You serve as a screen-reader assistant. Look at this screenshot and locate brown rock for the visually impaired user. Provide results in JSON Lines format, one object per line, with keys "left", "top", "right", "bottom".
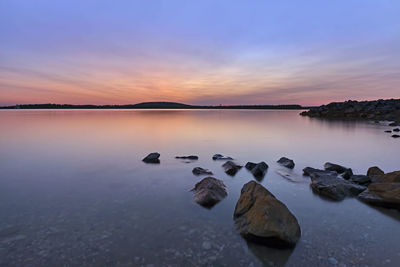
{"left": 358, "top": 183, "right": 400, "bottom": 210}
{"left": 379, "top": 171, "right": 400, "bottom": 183}
{"left": 233, "top": 181, "right": 301, "bottom": 248}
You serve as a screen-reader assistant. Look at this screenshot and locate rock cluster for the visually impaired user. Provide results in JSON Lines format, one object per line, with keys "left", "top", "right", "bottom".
{"left": 300, "top": 99, "right": 400, "bottom": 122}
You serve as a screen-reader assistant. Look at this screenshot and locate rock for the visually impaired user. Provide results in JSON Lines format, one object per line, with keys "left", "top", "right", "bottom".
{"left": 192, "top": 167, "right": 213, "bottom": 176}
{"left": 358, "top": 183, "right": 400, "bottom": 210}
{"left": 379, "top": 171, "right": 400, "bottom": 183}
{"left": 245, "top": 162, "right": 268, "bottom": 178}
{"left": 212, "top": 154, "right": 233, "bottom": 160}
{"left": 324, "top": 162, "right": 350, "bottom": 174}
{"left": 303, "top": 167, "right": 336, "bottom": 176}
{"left": 391, "top": 134, "right": 400, "bottom": 138}
{"left": 328, "top": 257, "right": 338, "bottom": 265}
{"left": 384, "top": 130, "right": 392, "bottom": 133}
{"left": 310, "top": 173, "right": 367, "bottom": 201}
{"left": 393, "top": 128, "right": 400, "bottom": 132}
{"left": 340, "top": 168, "right": 354, "bottom": 179}
{"left": 367, "top": 166, "right": 384, "bottom": 178}
{"left": 349, "top": 175, "right": 371, "bottom": 185}
{"left": 277, "top": 157, "right": 295, "bottom": 169}
{"left": 245, "top": 162, "right": 257, "bottom": 170}
{"left": 142, "top": 152, "right": 160, "bottom": 163}
{"left": 176, "top": 155, "right": 198, "bottom": 160}
{"left": 233, "top": 181, "right": 301, "bottom": 248}
{"left": 191, "top": 177, "right": 227, "bottom": 208}
{"left": 222, "top": 161, "right": 242, "bottom": 176}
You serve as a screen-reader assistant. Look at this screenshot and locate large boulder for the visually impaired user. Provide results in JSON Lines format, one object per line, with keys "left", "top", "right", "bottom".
{"left": 192, "top": 167, "right": 213, "bottom": 176}
{"left": 245, "top": 161, "right": 268, "bottom": 179}
{"left": 212, "top": 154, "right": 233, "bottom": 160}
{"left": 358, "top": 183, "right": 400, "bottom": 210}
{"left": 277, "top": 157, "right": 295, "bottom": 169}
{"left": 367, "top": 166, "right": 384, "bottom": 178}
{"left": 191, "top": 177, "right": 227, "bottom": 208}
{"left": 233, "top": 181, "right": 301, "bottom": 248}
{"left": 142, "top": 152, "right": 160, "bottom": 163}
{"left": 222, "top": 161, "right": 242, "bottom": 176}
{"left": 310, "top": 173, "right": 366, "bottom": 201}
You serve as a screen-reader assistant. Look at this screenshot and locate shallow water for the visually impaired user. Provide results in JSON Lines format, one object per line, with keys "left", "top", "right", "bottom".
{"left": 0, "top": 109, "right": 399, "bottom": 267}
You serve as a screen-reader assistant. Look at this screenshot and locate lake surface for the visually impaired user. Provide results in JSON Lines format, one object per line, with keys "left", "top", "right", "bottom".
{"left": 0, "top": 109, "right": 399, "bottom": 267}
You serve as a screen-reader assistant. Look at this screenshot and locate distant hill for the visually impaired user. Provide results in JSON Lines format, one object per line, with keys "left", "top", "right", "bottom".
{"left": 0, "top": 102, "right": 304, "bottom": 110}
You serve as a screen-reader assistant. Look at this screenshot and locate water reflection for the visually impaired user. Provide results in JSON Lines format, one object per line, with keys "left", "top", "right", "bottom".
{"left": 0, "top": 109, "right": 399, "bottom": 266}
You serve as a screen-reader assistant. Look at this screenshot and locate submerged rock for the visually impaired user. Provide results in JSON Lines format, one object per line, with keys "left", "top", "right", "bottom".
{"left": 349, "top": 175, "right": 371, "bottom": 186}
{"left": 324, "top": 162, "right": 350, "bottom": 174}
{"left": 212, "top": 154, "right": 233, "bottom": 160}
{"left": 277, "top": 157, "right": 295, "bottom": 169}
{"left": 233, "top": 181, "right": 301, "bottom": 248}
{"left": 192, "top": 167, "right": 213, "bottom": 176}
{"left": 245, "top": 161, "right": 268, "bottom": 179}
{"left": 393, "top": 128, "right": 400, "bottom": 132}
{"left": 276, "top": 169, "right": 305, "bottom": 183}
{"left": 176, "top": 155, "right": 199, "bottom": 160}
{"left": 142, "top": 152, "right": 160, "bottom": 163}
{"left": 391, "top": 134, "right": 400, "bottom": 138}
{"left": 310, "top": 173, "right": 366, "bottom": 201}
{"left": 191, "top": 177, "right": 227, "bottom": 208}
{"left": 358, "top": 183, "right": 400, "bottom": 210}
{"left": 222, "top": 161, "right": 242, "bottom": 176}
{"left": 384, "top": 130, "right": 392, "bottom": 133}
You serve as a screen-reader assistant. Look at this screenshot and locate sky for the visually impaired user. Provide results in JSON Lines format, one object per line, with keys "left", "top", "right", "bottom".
{"left": 0, "top": 0, "right": 399, "bottom": 106}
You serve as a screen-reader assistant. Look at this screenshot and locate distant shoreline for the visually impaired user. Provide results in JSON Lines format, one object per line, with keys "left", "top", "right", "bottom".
{"left": 0, "top": 102, "right": 308, "bottom": 110}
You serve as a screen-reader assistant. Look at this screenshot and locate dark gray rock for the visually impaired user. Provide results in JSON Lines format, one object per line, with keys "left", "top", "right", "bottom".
{"left": 358, "top": 183, "right": 400, "bottom": 210}
{"left": 324, "top": 162, "right": 350, "bottom": 174}
{"left": 176, "top": 155, "right": 198, "bottom": 160}
{"left": 222, "top": 161, "right": 242, "bottom": 176}
{"left": 310, "top": 172, "right": 367, "bottom": 201}
{"left": 277, "top": 157, "right": 295, "bottom": 169}
{"left": 212, "top": 154, "right": 233, "bottom": 160}
{"left": 192, "top": 167, "right": 213, "bottom": 176}
{"left": 303, "top": 167, "right": 336, "bottom": 176}
{"left": 384, "top": 130, "right": 392, "bottom": 133}
{"left": 191, "top": 177, "right": 227, "bottom": 208}
{"left": 245, "top": 161, "right": 268, "bottom": 179}
{"left": 349, "top": 175, "right": 371, "bottom": 186}
{"left": 393, "top": 128, "right": 400, "bottom": 132}
{"left": 340, "top": 168, "right": 354, "bottom": 179}
{"left": 234, "top": 181, "right": 301, "bottom": 248}
{"left": 142, "top": 152, "right": 160, "bottom": 163}
{"left": 392, "top": 134, "right": 400, "bottom": 138}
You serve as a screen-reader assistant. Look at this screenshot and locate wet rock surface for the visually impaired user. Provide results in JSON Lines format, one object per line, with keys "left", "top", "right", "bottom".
{"left": 245, "top": 162, "right": 268, "bottom": 179}
{"left": 310, "top": 173, "right": 367, "bottom": 201}
{"left": 358, "top": 183, "right": 400, "bottom": 210}
{"left": 349, "top": 175, "right": 371, "bottom": 186}
{"left": 212, "top": 154, "right": 233, "bottom": 160}
{"left": 277, "top": 157, "right": 295, "bottom": 169}
{"left": 379, "top": 171, "right": 400, "bottom": 183}
{"left": 191, "top": 177, "right": 227, "bottom": 208}
{"left": 303, "top": 167, "right": 336, "bottom": 177}
{"left": 192, "top": 167, "right": 213, "bottom": 176}
{"left": 233, "top": 181, "right": 301, "bottom": 248}
{"left": 222, "top": 161, "right": 242, "bottom": 176}
{"left": 142, "top": 152, "right": 160, "bottom": 163}
{"left": 324, "top": 162, "right": 351, "bottom": 174}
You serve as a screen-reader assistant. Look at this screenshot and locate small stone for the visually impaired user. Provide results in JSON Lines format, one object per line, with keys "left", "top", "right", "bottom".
{"left": 202, "top": 241, "right": 211, "bottom": 250}
{"left": 328, "top": 257, "right": 338, "bottom": 265}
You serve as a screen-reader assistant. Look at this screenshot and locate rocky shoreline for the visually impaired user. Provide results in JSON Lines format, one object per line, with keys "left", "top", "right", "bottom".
{"left": 300, "top": 99, "right": 400, "bottom": 124}
{"left": 142, "top": 152, "right": 400, "bottom": 250}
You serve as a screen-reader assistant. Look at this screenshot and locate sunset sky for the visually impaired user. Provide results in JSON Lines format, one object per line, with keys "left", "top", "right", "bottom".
{"left": 1, "top": 0, "right": 399, "bottom": 106}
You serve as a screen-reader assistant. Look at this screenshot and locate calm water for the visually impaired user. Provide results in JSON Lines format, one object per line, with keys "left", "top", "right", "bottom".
{"left": 0, "top": 109, "right": 399, "bottom": 267}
